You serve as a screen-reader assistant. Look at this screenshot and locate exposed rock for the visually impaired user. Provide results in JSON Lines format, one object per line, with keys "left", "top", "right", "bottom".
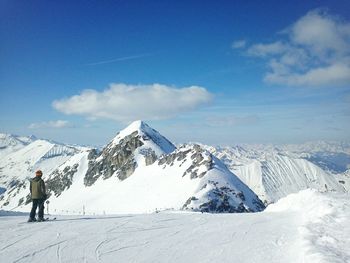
{"left": 18, "top": 197, "right": 24, "bottom": 206}
{"left": 25, "top": 194, "right": 31, "bottom": 205}
{"left": 182, "top": 196, "right": 198, "bottom": 210}
{"left": 46, "top": 164, "right": 79, "bottom": 197}
{"left": 88, "top": 149, "right": 98, "bottom": 160}
{"left": 0, "top": 180, "right": 27, "bottom": 208}
{"left": 157, "top": 145, "right": 214, "bottom": 179}
{"left": 158, "top": 153, "right": 177, "bottom": 166}
{"left": 183, "top": 180, "right": 265, "bottom": 213}
{"left": 141, "top": 148, "right": 158, "bottom": 166}
{"left": 182, "top": 145, "right": 213, "bottom": 178}
{"left": 85, "top": 131, "right": 145, "bottom": 186}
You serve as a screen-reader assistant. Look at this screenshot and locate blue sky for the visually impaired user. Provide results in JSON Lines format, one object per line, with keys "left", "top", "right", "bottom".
{"left": 1, "top": 0, "right": 350, "bottom": 146}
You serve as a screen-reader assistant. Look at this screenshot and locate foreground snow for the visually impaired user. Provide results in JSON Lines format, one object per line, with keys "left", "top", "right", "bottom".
{"left": 0, "top": 190, "right": 349, "bottom": 263}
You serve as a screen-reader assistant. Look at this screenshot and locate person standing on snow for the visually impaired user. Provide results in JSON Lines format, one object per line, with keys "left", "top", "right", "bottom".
{"left": 28, "top": 170, "right": 47, "bottom": 222}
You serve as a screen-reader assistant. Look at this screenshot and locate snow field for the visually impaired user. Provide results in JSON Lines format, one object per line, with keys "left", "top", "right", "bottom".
{"left": 0, "top": 212, "right": 301, "bottom": 263}
{"left": 0, "top": 190, "right": 348, "bottom": 263}
{"left": 266, "top": 189, "right": 350, "bottom": 263}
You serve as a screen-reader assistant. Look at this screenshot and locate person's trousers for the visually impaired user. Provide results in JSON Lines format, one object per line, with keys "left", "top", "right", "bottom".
{"left": 30, "top": 199, "right": 45, "bottom": 219}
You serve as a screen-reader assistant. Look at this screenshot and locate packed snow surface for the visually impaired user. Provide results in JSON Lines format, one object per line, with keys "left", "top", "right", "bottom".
{"left": 0, "top": 190, "right": 348, "bottom": 263}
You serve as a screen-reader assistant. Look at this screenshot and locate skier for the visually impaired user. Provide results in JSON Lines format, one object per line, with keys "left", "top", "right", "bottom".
{"left": 28, "top": 170, "right": 47, "bottom": 222}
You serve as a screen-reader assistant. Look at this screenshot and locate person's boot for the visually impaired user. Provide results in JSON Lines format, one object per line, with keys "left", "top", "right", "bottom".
{"left": 28, "top": 217, "right": 37, "bottom": 222}
{"left": 37, "top": 218, "right": 46, "bottom": 222}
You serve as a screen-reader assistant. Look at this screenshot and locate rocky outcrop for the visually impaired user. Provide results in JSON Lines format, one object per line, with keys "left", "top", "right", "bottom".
{"left": 0, "top": 179, "right": 27, "bottom": 208}
{"left": 158, "top": 144, "right": 213, "bottom": 179}
{"left": 46, "top": 164, "right": 79, "bottom": 197}
{"left": 84, "top": 132, "right": 141, "bottom": 186}
{"left": 182, "top": 180, "right": 265, "bottom": 213}
{"left": 84, "top": 128, "right": 166, "bottom": 186}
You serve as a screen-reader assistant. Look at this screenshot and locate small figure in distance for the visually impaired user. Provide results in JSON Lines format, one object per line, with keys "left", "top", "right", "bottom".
{"left": 28, "top": 170, "right": 48, "bottom": 222}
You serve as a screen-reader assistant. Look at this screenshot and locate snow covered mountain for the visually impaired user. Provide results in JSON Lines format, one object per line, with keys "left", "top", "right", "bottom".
{"left": 84, "top": 120, "right": 176, "bottom": 185}
{"left": 0, "top": 138, "right": 88, "bottom": 207}
{"left": 0, "top": 121, "right": 264, "bottom": 214}
{"left": 2, "top": 122, "right": 347, "bottom": 213}
{"left": 0, "top": 133, "right": 36, "bottom": 157}
{"left": 203, "top": 144, "right": 348, "bottom": 204}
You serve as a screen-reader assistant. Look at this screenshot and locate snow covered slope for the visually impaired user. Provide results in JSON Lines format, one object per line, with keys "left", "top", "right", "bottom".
{"left": 46, "top": 144, "right": 264, "bottom": 214}
{"left": 0, "top": 133, "right": 36, "bottom": 157}
{"left": 47, "top": 121, "right": 264, "bottom": 214}
{"left": 204, "top": 145, "right": 347, "bottom": 204}
{"left": 335, "top": 169, "right": 350, "bottom": 191}
{"left": 0, "top": 190, "right": 348, "bottom": 263}
{"left": 266, "top": 189, "right": 350, "bottom": 263}
{"left": 0, "top": 121, "right": 264, "bottom": 214}
{"left": 0, "top": 139, "right": 84, "bottom": 183}
{"left": 0, "top": 139, "right": 88, "bottom": 209}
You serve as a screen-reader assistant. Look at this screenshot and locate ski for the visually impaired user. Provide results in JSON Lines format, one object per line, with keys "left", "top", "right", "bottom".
{"left": 41, "top": 217, "right": 57, "bottom": 222}
{"left": 27, "top": 217, "right": 56, "bottom": 223}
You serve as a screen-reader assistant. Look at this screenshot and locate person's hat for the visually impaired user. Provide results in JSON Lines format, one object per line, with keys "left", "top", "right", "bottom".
{"left": 35, "top": 170, "right": 43, "bottom": 176}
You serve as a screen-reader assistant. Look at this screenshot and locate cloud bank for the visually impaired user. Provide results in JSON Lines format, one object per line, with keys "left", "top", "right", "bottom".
{"left": 28, "top": 120, "right": 71, "bottom": 129}
{"left": 234, "top": 9, "right": 350, "bottom": 87}
{"left": 53, "top": 83, "right": 213, "bottom": 122}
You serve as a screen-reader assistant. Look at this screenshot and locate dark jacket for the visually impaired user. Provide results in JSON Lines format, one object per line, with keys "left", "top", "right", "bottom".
{"left": 30, "top": 177, "right": 46, "bottom": 199}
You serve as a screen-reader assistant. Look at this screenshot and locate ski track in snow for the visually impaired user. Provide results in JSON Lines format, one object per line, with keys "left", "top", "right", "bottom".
{"left": 0, "top": 190, "right": 349, "bottom": 263}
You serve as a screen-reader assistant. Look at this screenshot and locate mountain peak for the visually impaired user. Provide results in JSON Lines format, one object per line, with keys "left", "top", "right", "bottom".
{"left": 0, "top": 133, "right": 37, "bottom": 153}
{"left": 110, "top": 120, "right": 175, "bottom": 154}
{"left": 84, "top": 120, "right": 176, "bottom": 185}
{"left": 122, "top": 120, "right": 147, "bottom": 134}
{"left": 111, "top": 120, "right": 147, "bottom": 143}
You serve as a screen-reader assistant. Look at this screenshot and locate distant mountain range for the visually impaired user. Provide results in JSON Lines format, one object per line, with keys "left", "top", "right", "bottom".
{"left": 0, "top": 122, "right": 348, "bottom": 214}
{"left": 201, "top": 144, "right": 349, "bottom": 203}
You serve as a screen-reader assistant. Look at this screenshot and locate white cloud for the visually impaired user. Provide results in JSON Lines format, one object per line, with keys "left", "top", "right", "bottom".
{"left": 52, "top": 83, "right": 213, "bottom": 122}
{"left": 290, "top": 10, "right": 350, "bottom": 56}
{"left": 247, "top": 41, "right": 288, "bottom": 57}
{"left": 265, "top": 63, "right": 350, "bottom": 86}
{"left": 239, "top": 9, "right": 350, "bottom": 87}
{"left": 231, "top": 40, "right": 247, "bottom": 49}
{"left": 28, "top": 120, "right": 71, "bottom": 129}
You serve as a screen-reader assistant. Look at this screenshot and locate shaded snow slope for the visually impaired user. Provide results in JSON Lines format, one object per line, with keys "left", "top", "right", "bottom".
{"left": 0, "top": 190, "right": 348, "bottom": 263}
